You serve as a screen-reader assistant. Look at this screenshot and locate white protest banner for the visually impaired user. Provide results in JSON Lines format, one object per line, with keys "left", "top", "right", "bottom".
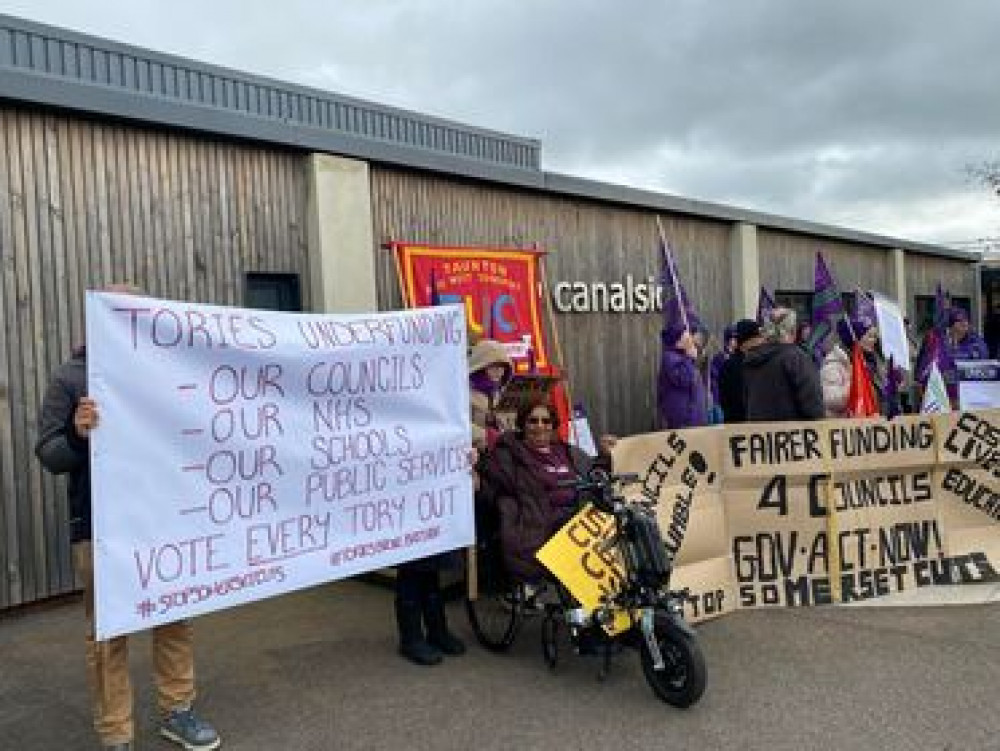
{"left": 874, "top": 293, "right": 910, "bottom": 371}
{"left": 87, "top": 292, "right": 473, "bottom": 639}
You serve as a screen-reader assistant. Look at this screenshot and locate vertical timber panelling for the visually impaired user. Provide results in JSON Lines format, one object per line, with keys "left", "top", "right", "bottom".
{"left": 757, "top": 228, "right": 892, "bottom": 297}
{"left": 905, "top": 255, "right": 976, "bottom": 310}
{"left": 0, "top": 106, "right": 308, "bottom": 608}
{"left": 369, "top": 168, "right": 733, "bottom": 438}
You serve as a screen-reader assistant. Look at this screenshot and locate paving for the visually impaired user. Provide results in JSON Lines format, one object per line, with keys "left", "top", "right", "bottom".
{"left": 1, "top": 580, "right": 998, "bottom": 750}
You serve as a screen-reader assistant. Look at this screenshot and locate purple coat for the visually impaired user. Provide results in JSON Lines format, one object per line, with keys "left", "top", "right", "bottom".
{"left": 657, "top": 348, "right": 708, "bottom": 429}
{"left": 949, "top": 332, "right": 989, "bottom": 360}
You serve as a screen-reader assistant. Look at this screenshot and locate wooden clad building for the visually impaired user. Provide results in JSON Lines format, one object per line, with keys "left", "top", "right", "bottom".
{"left": 0, "top": 15, "right": 980, "bottom": 608}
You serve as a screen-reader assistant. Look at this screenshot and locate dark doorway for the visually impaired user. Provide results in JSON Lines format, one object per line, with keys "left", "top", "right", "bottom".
{"left": 245, "top": 273, "right": 302, "bottom": 312}
{"left": 981, "top": 266, "right": 1000, "bottom": 358}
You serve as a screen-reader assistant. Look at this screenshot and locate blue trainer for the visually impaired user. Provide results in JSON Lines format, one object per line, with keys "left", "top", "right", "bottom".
{"left": 159, "top": 707, "right": 221, "bottom": 750}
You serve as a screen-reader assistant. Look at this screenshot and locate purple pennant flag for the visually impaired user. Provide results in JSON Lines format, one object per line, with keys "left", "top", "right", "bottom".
{"left": 804, "top": 252, "right": 843, "bottom": 360}
{"left": 884, "top": 355, "right": 902, "bottom": 419}
{"left": 933, "top": 283, "right": 950, "bottom": 332}
{"left": 811, "top": 252, "right": 844, "bottom": 327}
{"left": 660, "top": 240, "right": 702, "bottom": 336}
{"left": 756, "top": 286, "right": 775, "bottom": 324}
{"left": 854, "top": 288, "right": 877, "bottom": 326}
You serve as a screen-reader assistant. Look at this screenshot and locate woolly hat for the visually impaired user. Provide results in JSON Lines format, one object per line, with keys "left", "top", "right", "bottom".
{"left": 661, "top": 322, "right": 689, "bottom": 349}
{"left": 734, "top": 319, "right": 761, "bottom": 345}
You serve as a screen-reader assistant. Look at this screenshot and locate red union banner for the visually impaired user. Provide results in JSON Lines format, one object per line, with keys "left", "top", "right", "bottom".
{"left": 392, "top": 242, "right": 553, "bottom": 375}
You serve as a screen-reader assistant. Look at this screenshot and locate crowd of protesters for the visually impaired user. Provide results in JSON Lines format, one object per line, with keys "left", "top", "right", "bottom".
{"left": 34, "top": 272, "right": 990, "bottom": 748}
{"left": 658, "top": 297, "right": 990, "bottom": 428}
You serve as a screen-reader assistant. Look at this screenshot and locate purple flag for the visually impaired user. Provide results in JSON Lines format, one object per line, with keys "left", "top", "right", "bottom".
{"left": 933, "top": 283, "right": 950, "bottom": 332}
{"left": 884, "top": 355, "right": 902, "bottom": 419}
{"left": 854, "top": 288, "right": 877, "bottom": 326}
{"left": 811, "top": 252, "right": 844, "bottom": 326}
{"left": 756, "top": 287, "right": 775, "bottom": 324}
{"left": 660, "top": 241, "right": 701, "bottom": 337}
{"left": 805, "top": 252, "right": 843, "bottom": 360}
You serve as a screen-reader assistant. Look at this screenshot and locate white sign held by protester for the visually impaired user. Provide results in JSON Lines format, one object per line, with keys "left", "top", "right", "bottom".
{"left": 87, "top": 292, "right": 473, "bottom": 640}
{"left": 874, "top": 293, "right": 910, "bottom": 371}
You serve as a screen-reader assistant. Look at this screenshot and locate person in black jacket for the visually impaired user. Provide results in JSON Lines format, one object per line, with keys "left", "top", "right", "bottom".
{"left": 35, "top": 286, "right": 220, "bottom": 751}
{"left": 718, "top": 319, "right": 765, "bottom": 423}
{"left": 742, "top": 307, "right": 824, "bottom": 422}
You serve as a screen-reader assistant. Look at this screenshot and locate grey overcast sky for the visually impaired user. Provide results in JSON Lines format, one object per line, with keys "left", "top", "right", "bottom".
{"left": 3, "top": 0, "right": 999, "bottom": 249}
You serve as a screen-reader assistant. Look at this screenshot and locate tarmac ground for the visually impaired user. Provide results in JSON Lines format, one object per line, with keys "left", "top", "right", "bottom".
{"left": 1, "top": 579, "right": 998, "bottom": 750}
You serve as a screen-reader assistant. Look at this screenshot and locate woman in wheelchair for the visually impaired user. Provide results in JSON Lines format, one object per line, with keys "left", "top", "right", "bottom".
{"left": 480, "top": 397, "right": 615, "bottom": 588}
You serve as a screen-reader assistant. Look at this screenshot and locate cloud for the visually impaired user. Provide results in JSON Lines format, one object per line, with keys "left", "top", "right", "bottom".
{"left": 3, "top": 0, "right": 999, "bottom": 244}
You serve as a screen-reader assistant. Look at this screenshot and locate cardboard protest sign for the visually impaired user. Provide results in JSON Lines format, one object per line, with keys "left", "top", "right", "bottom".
{"left": 823, "top": 414, "right": 936, "bottom": 475}
{"left": 932, "top": 411, "right": 1000, "bottom": 580}
{"left": 612, "top": 428, "right": 734, "bottom": 622}
{"left": 87, "top": 292, "right": 474, "bottom": 639}
{"left": 722, "top": 421, "right": 828, "bottom": 482}
{"left": 726, "top": 483, "right": 833, "bottom": 608}
{"left": 535, "top": 504, "right": 632, "bottom": 634}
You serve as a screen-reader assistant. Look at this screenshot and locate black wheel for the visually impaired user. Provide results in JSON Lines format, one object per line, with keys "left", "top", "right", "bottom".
{"left": 639, "top": 619, "right": 707, "bottom": 708}
{"left": 541, "top": 612, "right": 560, "bottom": 668}
{"left": 466, "top": 567, "right": 523, "bottom": 652}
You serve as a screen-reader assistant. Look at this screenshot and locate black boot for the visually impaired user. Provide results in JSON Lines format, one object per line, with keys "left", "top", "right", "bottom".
{"left": 395, "top": 597, "right": 443, "bottom": 666}
{"left": 423, "top": 591, "right": 466, "bottom": 656}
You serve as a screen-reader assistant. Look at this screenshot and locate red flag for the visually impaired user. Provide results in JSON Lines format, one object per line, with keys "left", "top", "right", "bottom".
{"left": 847, "top": 343, "right": 879, "bottom": 417}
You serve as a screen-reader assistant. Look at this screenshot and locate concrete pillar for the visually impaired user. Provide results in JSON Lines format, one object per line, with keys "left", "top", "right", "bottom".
{"left": 306, "top": 153, "right": 377, "bottom": 313}
{"left": 730, "top": 222, "right": 760, "bottom": 319}
{"left": 889, "top": 247, "right": 907, "bottom": 314}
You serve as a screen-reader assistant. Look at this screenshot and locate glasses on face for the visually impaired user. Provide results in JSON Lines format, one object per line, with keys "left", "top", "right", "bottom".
{"left": 526, "top": 415, "right": 553, "bottom": 426}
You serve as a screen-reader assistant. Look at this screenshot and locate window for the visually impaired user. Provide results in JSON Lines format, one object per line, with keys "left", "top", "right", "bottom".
{"left": 913, "top": 294, "right": 972, "bottom": 334}
{"left": 913, "top": 295, "right": 935, "bottom": 334}
{"left": 774, "top": 291, "right": 812, "bottom": 326}
{"left": 245, "top": 273, "right": 302, "bottom": 312}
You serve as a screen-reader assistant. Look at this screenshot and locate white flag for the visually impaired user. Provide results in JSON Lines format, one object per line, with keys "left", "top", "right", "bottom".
{"left": 920, "top": 361, "right": 951, "bottom": 414}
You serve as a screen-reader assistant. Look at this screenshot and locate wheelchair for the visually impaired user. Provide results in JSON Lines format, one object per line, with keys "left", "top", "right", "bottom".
{"left": 465, "top": 469, "right": 707, "bottom": 707}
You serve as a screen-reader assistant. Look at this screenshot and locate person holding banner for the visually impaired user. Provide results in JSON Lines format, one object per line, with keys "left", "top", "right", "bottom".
{"left": 468, "top": 338, "right": 514, "bottom": 450}
{"left": 390, "top": 337, "right": 514, "bottom": 667}
{"left": 657, "top": 323, "right": 708, "bottom": 429}
{"left": 36, "top": 346, "right": 221, "bottom": 751}
{"left": 481, "top": 397, "right": 615, "bottom": 586}
{"left": 742, "top": 307, "right": 824, "bottom": 422}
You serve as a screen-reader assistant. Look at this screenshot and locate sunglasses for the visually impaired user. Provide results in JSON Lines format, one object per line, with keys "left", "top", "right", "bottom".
{"left": 526, "top": 415, "right": 553, "bottom": 426}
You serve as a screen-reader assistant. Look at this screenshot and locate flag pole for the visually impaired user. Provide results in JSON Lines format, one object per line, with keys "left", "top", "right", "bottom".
{"left": 655, "top": 216, "right": 689, "bottom": 332}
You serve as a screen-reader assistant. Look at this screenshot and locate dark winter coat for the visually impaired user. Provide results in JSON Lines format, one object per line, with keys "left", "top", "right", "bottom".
{"left": 481, "top": 431, "right": 607, "bottom": 583}
{"left": 35, "top": 348, "right": 91, "bottom": 542}
{"left": 717, "top": 351, "right": 748, "bottom": 423}
{"left": 742, "top": 342, "right": 824, "bottom": 422}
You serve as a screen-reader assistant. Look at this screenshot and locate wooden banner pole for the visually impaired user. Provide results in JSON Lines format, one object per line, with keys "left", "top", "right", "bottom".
{"left": 655, "top": 216, "right": 690, "bottom": 332}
